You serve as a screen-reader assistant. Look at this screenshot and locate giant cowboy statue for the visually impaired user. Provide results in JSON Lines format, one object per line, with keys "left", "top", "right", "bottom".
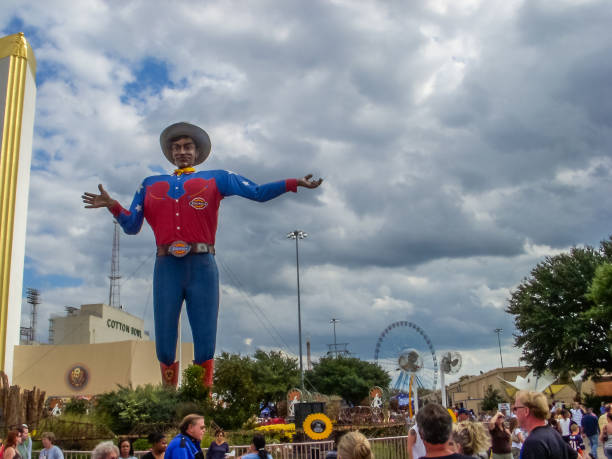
{"left": 82, "top": 122, "right": 323, "bottom": 387}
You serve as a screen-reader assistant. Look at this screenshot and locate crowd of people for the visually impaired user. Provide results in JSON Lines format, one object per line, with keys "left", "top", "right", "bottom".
{"left": 0, "top": 426, "right": 64, "bottom": 459}
{"left": 1, "top": 397, "right": 611, "bottom": 459}
{"left": 406, "top": 394, "right": 612, "bottom": 459}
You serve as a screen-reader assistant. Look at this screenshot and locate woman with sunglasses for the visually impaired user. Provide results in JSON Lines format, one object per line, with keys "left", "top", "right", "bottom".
{"left": 488, "top": 412, "right": 512, "bottom": 459}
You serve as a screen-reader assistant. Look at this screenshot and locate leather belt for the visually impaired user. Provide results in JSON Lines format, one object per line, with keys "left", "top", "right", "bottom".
{"left": 157, "top": 241, "right": 215, "bottom": 257}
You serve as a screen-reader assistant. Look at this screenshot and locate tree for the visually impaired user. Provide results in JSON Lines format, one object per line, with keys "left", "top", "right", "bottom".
{"left": 586, "top": 262, "right": 612, "bottom": 345}
{"left": 506, "top": 238, "right": 612, "bottom": 378}
{"left": 179, "top": 365, "right": 209, "bottom": 402}
{"left": 251, "top": 349, "right": 300, "bottom": 403}
{"left": 305, "top": 356, "right": 391, "bottom": 405}
{"left": 481, "top": 385, "right": 506, "bottom": 411}
{"left": 209, "top": 352, "right": 259, "bottom": 429}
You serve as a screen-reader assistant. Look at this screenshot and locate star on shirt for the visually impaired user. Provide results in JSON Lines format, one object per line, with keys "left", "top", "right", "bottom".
{"left": 242, "top": 181, "right": 250, "bottom": 186}
{"left": 135, "top": 204, "right": 142, "bottom": 212}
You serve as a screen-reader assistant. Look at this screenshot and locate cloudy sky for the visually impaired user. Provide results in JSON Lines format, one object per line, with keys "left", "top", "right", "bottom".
{"left": 4, "top": 0, "right": 612, "bottom": 388}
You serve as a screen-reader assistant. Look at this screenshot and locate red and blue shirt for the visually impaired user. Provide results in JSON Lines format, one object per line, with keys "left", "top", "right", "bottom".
{"left": 110, "top": 170, "right": 298, "bottom": 246}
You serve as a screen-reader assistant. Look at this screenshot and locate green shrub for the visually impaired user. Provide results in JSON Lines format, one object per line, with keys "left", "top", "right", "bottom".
{"left": 132, "top": 438, "right": 151, "bottom": 451}
{"left": 95, "top": 384, "right": 181, "bottom": 434}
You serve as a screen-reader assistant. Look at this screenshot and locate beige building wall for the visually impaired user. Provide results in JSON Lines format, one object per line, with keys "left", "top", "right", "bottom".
{"left": 50, "top": 303, "right": 149, "bottom": 345}
{"left": 446, "top": 367, "right": 603, "bottom": 413}
{"left": 13, "top": 341, "right": 194, "bottom": 397}
{"left": 447, "top": 366, "right": 528, "bottom": 414}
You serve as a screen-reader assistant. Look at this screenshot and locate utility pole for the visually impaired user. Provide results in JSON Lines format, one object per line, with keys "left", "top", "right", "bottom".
{"left": 494, "top": 328, "right": 504, "bottom": 368}
{"left": 287, "top": 230, "right": 307, "bottom": 391}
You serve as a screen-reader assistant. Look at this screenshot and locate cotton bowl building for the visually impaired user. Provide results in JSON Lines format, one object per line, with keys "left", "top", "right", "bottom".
{"left": 13, "top": 303, "right": 193, "bottom": 396}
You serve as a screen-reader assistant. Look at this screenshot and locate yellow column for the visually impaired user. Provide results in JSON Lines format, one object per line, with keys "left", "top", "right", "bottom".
{"left": 0, "top": 33, "right": 37, "bottom": 379}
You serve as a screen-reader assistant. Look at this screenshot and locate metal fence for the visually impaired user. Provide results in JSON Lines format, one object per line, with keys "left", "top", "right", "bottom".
{"left": 41, "top": 436, "right": 408, "bottom": 459}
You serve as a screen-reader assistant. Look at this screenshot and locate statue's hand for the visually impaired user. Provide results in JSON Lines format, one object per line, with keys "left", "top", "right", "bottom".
{"left": 82, "top": 184, "right": 116, "bottom": 209}
{"left": 298, "top": 174, "right": 323, "bottom": 189}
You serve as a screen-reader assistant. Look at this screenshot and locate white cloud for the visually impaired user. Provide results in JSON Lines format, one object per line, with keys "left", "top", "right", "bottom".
{"left": 372, "top": 296, "right": 415, "bottom": 313}
{"left": 3, "top": 0, "right": 611, "bottom": 380}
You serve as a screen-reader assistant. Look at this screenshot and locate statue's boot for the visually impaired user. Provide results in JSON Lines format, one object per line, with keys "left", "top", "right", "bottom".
{"left": 160, "top": 361, "right": 179, "bottom": 388}
{"left": 196, "top": 359, "right": 214, "bottom": 388}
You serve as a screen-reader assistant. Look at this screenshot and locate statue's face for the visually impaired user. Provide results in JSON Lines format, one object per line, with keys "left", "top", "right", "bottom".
{"left": 171, "top": 137, "right": 197, "bottom": 168}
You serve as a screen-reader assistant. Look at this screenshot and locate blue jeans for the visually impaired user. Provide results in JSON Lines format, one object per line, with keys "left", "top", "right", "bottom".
{"left": 587, "top": 434, "right": 598, "bottom": 458}
{"left": 153, "top": 253, "right": 219, "bottom": 364}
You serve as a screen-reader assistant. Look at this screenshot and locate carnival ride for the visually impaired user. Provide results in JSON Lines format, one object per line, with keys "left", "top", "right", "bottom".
{"left": 374, "top": 321, "right": 438, "bottom": 416}
{"left": 375, "top": 321, "right": 439, "bottom": 392}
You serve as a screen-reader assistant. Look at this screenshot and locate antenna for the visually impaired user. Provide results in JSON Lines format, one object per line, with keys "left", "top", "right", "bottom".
{"left": 109, "top": 221, "right": 122, "bottom": 308}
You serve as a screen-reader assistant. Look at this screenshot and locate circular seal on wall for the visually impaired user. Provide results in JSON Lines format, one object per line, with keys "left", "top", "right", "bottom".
{"left": 67, "top": 365, "right": 89, "bottom": 389}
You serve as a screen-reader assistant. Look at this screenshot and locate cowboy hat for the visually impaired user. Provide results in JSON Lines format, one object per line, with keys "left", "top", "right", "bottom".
{"left": 160, "top": 122, "right": 211, "bottom": 165}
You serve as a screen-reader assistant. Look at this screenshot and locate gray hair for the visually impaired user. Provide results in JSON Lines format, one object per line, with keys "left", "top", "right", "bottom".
{"left": 92, "top": 441, "right": 119, "bottom": 459}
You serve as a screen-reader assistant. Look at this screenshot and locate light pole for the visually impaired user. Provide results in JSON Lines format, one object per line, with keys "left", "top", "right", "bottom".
{"left": 330, "top": 318, "right": 339, "bottom": 358}
{"left": 494, "top": 328, "right": 504, "bottom": 368}
{"left": 287, "top": 230, "right": 307, "bottom": 391}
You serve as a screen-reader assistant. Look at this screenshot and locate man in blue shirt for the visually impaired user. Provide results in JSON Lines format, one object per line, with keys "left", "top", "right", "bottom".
{"left": 166, "top": 414, "right": 206, "bottom": 459}
{"left": 581, "top": 407, "right": 600, "bottom": 459}
{"left": 39, "top": 432, "right": 64, "bottom": 459}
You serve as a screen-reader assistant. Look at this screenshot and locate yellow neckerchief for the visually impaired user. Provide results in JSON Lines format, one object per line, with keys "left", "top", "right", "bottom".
{"left": 174, "top": 167, "right": 196, "bottom": 176}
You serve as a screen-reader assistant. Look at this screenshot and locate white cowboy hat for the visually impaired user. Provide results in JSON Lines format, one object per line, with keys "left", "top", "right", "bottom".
{"left": 160, "top": 122, "right": 211, "bottom": 165}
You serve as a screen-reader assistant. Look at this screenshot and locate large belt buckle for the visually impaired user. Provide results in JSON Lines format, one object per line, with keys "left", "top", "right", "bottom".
{"left": 168, "top": 241, "right": 191, "bottom": 257}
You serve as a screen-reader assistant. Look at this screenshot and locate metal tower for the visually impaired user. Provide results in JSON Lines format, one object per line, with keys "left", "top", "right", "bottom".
{"left": 20, "top": 288, "right": 40, "bottom": 344}
{"left": 26, "top": 288, "right": 39, "bottom": 342}
{"left": 326, "top": 318, "right": 350, "bottom": 357}
{"left": 108, "top": 221, "right": 122, "bottom": 308}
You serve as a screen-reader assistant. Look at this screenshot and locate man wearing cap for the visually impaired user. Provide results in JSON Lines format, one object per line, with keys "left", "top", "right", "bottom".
{"left": 457, "top": 408, "right": 470, "bottom": 422}
{"left": 83, "top": 122, "right": 322, "bottom": 387}
{"left": 17, "top": 425, "right": 31, "bottom": 459}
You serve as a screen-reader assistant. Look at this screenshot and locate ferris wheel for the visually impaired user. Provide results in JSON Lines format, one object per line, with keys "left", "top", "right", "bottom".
{"left": 374, "top": 321, "right": 439, "bottom": 393}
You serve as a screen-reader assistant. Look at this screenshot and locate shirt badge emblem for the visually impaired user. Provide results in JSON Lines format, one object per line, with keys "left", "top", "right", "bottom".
{"left": 189, "top": 197, "right": 208, "bottom": 209}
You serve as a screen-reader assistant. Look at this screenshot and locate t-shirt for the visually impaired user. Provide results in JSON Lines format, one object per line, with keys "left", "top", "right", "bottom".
{"left": 489, "top": 425, "right": 512, "bottom": 454}
{"left": 581, "top": 413, "right": 599, "bottom": 437}
{"left": 418, "top": 454, "right": 473, "bottom": 459}
{"left": 17, "top": 437, "right": 31, "bottom": 459}
{"left": 570, "top": 408, "right": 584, "bottom": 426}
{"left": 511, "top": 428, "right": 523, "bottom": 449}
{"left": 520, "top": 425, "right": 577, "bottom": 459}
{"left": 241, "top": 454, "right": 272, "bottom": 459}
{"left": 410, "top": 424, "right": 426, "bottom": 459}
{"left": 39, "top": 446, "right": 63, "bottom": 459}
{"left": 205, "top": 442, "right": 229, "bottom": 459}
{"left": 568, "top": 434, "right": 584, "bottom": 452}
{"left": 558, "top": 417, "right": 572, "bottom": 436}
{"left": 599, "top": 413, "right": 610, "bottom": 431}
